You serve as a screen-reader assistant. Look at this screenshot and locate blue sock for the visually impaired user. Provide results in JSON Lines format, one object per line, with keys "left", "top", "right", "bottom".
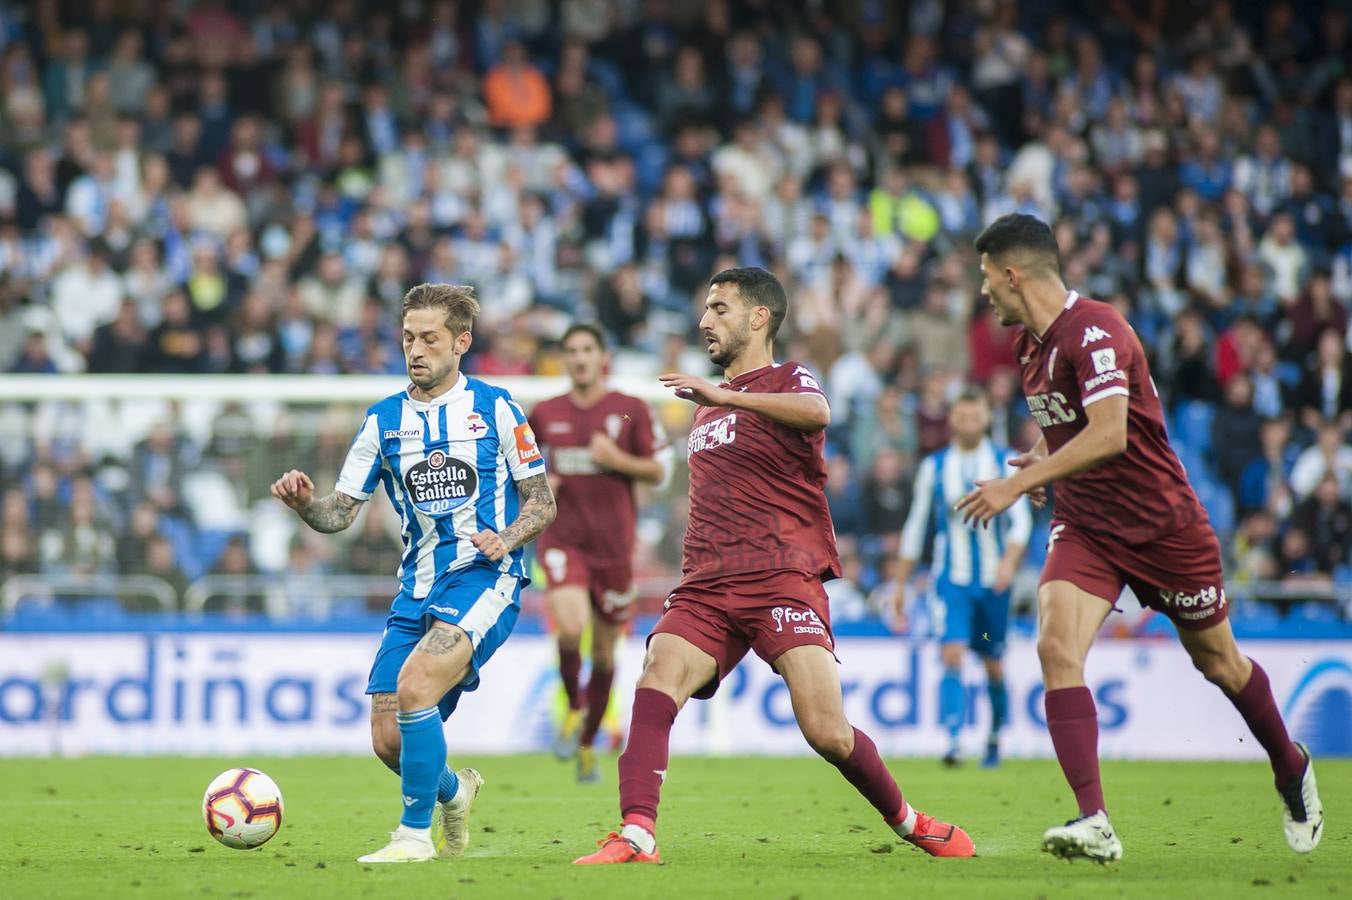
{"left": 381, "top": 748, "right": 457, "bottom": 802}
{"left": 987, "top": 677, "right": 1008, "bottom": 743}
{"left": 939, "top": 667, "right": 965, "bottom": 743}
{"left": 396, "top": 707, "right": 445, "bottom": 829}
{"left": 437, "top": 765, "right": 460, "bottom": 804}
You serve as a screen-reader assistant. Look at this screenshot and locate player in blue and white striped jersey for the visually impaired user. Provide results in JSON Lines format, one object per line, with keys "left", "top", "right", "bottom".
{"left": 270, "top": 284, "right": 555, "bottom": 864}
{"left": 890, "top": 388, "right": 1031, "bottom": 768}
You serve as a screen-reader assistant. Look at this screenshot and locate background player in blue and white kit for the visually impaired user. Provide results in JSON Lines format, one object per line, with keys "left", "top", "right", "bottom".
{"left": 890, "top": 389, "right": 1031, "bottom": 767}
{"left": 270, "top": 284, "right": 556, "bottom": 864}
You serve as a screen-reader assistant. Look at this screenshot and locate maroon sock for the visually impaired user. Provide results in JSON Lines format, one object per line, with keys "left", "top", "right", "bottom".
{"left": 1226, "top": 659, "right": 1306, "bottom": 785}
{"left": 618, "top": 687, "right": 678, "bottom": 829}
{"left": 558, "top": 644, "right": 582, "bottom": 711}
{"left": 831, "top": 727, "right": 908, "bottom": 823}
{"left": 1045, "top": 687, "right": 1105, "bottom": 817}
{"left": 579, "top": 666, "right": 615, "bottom": 746}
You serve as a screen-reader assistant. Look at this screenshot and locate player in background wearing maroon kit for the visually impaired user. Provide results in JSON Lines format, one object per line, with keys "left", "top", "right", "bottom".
{"left": 530, "top": 324, "right": 670, "bottom": 782}
{"left": 575, "top": 267, "right": 975, "bottom": 865}
{"left": 956, "top": 215, "right": 1324, "bottom": 862}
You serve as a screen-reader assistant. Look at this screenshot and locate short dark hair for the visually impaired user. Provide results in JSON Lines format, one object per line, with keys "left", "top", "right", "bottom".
{"left": 973, "top": 213, "right": 1061, "bottom": 273}
{"left": 709, "top": 266, "right": 788, "bottom": 340}
{"left": 954, "top": 386, "right": 989, "bottom": 406}
{"left": 561, "top": 322, "right": 606, "bottom": 350}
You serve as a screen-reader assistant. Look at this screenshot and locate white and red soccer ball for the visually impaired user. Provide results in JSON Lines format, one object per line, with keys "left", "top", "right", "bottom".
{"left": 202, "top": 767, "right": 284, "bottom": 849}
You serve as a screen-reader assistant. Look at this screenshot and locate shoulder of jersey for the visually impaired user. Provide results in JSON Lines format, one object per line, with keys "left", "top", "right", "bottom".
{"left": 371, "top": 389, "right": 410, "bottom": 414}
{"left": 1066, "top": 296, "right": 1129, "bottom": 345}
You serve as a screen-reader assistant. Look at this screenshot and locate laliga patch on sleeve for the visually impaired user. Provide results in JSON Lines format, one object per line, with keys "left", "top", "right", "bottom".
{"left": 514, "top": 423, "right": 542, "bottom": 464}
{"left": 1092, "top": 347, "right": 1117, "bottom": 374}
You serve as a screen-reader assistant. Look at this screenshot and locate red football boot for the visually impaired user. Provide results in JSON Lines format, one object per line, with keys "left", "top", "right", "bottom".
{"left": 903, "top": 812, "right": 976, "bottom": 857}
{"left": 573, "top": 832, "right": 662, "bottom": 865}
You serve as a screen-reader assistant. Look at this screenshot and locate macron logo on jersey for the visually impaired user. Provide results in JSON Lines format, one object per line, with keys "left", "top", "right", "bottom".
{"left": 1081, "top": 325, "right": 1112, "bottom": 347}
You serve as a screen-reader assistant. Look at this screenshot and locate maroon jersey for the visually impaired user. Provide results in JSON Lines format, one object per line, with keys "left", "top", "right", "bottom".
{"left": 682, "top": 361, "right": 842, "bottom": 584}
{"left": 1015, "top": 291, "right": 1206, "bottom": 544}
{"left": 530, "top": 390, "right": 664, "bottom": 564}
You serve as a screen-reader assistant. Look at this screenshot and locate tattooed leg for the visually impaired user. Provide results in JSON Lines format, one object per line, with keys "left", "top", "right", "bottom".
{"left": 397, "top": 621, "right": 474, "bottom": 712}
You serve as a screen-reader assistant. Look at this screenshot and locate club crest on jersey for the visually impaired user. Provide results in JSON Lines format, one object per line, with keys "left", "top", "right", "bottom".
{"left": 1081, "top": 325, "right": 1112, "bottom": 346}
{"left": 605, "top": 414, "right": 624, "bottom": 440}
{"left": 404, "top": 450, "right": 477, "bottom": 515}
{"left": 465, "top": 413, "right": 488, "bottom": 437}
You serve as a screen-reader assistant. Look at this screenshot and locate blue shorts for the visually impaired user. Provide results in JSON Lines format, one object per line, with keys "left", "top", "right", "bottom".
{"left": 366, "top": 563, "right": 523, "bottom": 720}
{"left": 928, "top": 578, "right": 1010, "bottom": 659}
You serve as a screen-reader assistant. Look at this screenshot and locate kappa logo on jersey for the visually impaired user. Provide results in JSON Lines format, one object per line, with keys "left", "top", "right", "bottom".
{"left": 1092, "top": 348, "right": 1118, "bottom": 375}
{"left": 771, "top": 606, "right": 826, "bottom": 636}
{"left": 1081, "top": 325, "right": 1112, "bottom": 347}
{"left": 403, "top": 449, "right": 478, "bottom": 515}
{"left": 687, "top": 413, "right": 737, "bottom": 454}
{"left": 792, "top": 365, "right": 822, "bottom": 391}
{"left": 465, "top": 413, "right": 488, "bottom": 437}
{"left": 514, "top": 423, "right": 542, "bottom": 464}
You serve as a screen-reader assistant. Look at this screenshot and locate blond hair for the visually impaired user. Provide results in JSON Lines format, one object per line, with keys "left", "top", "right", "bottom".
{"left": 401, "top": 283, "right": 481, "bottom": 335}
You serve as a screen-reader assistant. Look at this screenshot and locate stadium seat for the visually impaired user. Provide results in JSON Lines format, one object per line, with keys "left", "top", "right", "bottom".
{"left": 1174, "top": 400, "right": 1216, "bottom": 456}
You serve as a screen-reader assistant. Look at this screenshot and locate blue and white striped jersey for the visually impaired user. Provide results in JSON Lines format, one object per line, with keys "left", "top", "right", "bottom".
{"left": 335, "top": 374, "right": 547, "bottom": 597}
{"left": 898, "top": 439, "right": 1033, "bottom": 588}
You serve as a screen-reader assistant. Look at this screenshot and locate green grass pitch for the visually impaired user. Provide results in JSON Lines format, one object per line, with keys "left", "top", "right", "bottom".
{"left": 1, "top": 754, "right": 1346, "bottom": 899}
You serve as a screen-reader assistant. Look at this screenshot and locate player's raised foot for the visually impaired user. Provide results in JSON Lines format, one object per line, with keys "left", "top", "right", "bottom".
{"left": 356, "top": 826, "right": 437, "bottom": 863}
{"left": 980, "top": 741, "right": 1000, "bottom": 769}
{"left": 577, "top": 745, "right": 600, "bottom": 783}
{"left": 1279, "top": 743, "right": 1324, "bottom": 853}
{"left": 1042, "top": 811, "right": 1122, "bottom": 863}
{"left": 574, "top": 830, "right": 661, "bottom": 865}
{"left": 554, "top": 709, "right": 582, "bottom": 760}
{"left": 438, "top": 768, "right": 484, "bottom": 857}
{"left": 902, "top": 812, "right": 976, "bottom": 858}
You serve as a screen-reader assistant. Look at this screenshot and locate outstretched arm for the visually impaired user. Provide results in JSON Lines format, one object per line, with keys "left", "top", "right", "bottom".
{"left": 659, "top": 373, "right": 830, "bottom": 432}
{"left": 270, "top": 469, "right": 365, "bottom": 533}
{"left": 471, "top": 473, "right": 557, "bottom": 561}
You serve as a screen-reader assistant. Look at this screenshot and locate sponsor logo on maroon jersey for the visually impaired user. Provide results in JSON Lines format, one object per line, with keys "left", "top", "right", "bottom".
{"left": 1158, "top": 585, "right": 1226, "bottom": 621}
{"left": 688, "top": 413, "right": 737, "bottom": 454}
{"left": 1027, "top": 391, "right": 1078, "bottom": 427}
{"left": 771, "top": 606, "right": 826, "bottom": 636}
{"left": 1081, "top": 325, "right": 1112, "bottom": 346}
{"left": 1083, "top": 370, "right": 1127, "bottom": 391}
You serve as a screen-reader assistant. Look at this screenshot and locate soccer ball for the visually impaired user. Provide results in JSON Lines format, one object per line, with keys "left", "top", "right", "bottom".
{"left": 202, "top": 767, "right": 284, "bottom": 849}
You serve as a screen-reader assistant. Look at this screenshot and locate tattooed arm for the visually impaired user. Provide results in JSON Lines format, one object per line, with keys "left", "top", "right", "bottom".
{"left": 469, "top": 473, "right": 557, "bottom": 561}
{"left": 270, "top": 469, "right": 365, "bottom": 533}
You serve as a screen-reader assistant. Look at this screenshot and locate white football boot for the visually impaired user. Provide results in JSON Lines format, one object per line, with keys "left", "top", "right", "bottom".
{"left": 1279, "top": 743, "right": 1324, "bottom": 853}
{"left": 1042, "top": 810, "right": 1123, "bottom": 863}
{"left": 438, "top": 768, "right": 485, "bottom": 857}
{"left": 357, "top": 825, "right": 437, "bottom": 863}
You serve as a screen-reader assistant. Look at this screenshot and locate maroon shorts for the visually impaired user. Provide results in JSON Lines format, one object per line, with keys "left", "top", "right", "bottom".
{"left": 1041, "top": 516, "right": 1229, "bottom": 630}
{"left": 650, "top": 569, "right": 835, "bottom": 699}
{"left": 539, "top": 545, "right": 636, "bottom": 626}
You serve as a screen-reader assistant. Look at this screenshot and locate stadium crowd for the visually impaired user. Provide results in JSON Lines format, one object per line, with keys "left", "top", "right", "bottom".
{"left": 1, "top": 0, "right": 1351, "bottom": 618}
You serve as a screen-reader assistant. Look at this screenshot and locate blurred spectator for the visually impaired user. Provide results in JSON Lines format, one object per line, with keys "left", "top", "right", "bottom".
{"left": 1239, "top": 417, "right": 1298, "bottom": 516}
{"left": 87, "top": 298, "right": 146, "bottom": 373}
{"left": 1291, "top": 421, "right": 1352, "bottom": 498}
{"left": 1212, "top": 374, "right": 1264, "bottom": 496}
{"left": 1295, "top": 328, "right": 1352, "bottom": 431}
{"left": 484, "top": 40, "right": 552, "bottom": 129}
{"left": 1291, "top": 472, "right": 1352, "bottom": 575}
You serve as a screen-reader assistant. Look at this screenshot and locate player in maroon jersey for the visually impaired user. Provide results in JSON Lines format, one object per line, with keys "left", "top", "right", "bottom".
{"left": 956, "top": 214, "right": 1323, "bottom": 861}
{"left": 575, "top": 267, "right": 975, "bottom": 865}
{"left": 529, "top": 323, "right": 670, "bottom": 781}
